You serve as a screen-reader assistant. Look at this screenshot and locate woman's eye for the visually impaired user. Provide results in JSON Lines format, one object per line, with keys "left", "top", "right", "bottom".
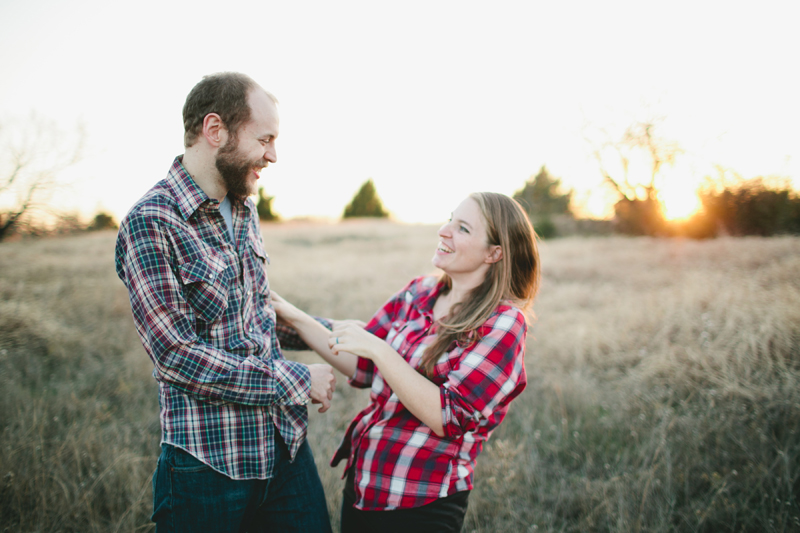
{"left": 460, "top": 225, "right": 469, "bottom": 233}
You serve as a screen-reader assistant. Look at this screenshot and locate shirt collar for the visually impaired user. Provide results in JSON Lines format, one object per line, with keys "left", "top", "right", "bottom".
{"left": 165, "top": 156, "right": 212, "bottom": 221}
{"left": 165, "top": 155, "right": 258, "bottom": 222}
{"left": 416, "top": 278, "right": 446, "bottom": 317}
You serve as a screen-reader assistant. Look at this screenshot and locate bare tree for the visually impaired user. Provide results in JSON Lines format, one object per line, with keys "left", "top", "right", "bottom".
{"left": 0, "top": 114, "right": 85, "bottom": 241}
{"left": 587, "top": 119, "right": 682, "bottom": 235}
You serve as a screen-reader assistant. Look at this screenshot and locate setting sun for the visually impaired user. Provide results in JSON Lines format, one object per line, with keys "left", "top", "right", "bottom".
{"left": 660, "top": 187, "right": 702, "bottom": 220}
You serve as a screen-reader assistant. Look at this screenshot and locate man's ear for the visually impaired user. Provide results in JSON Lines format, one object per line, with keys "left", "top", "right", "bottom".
{"left": 202, "top": 113, "right": 227, "bottom": 148}
{"left": 486, "top": 245, "right": 503, "bottom": 264}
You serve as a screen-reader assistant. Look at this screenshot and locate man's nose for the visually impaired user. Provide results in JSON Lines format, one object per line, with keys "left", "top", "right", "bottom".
{"left": 264, "top": 145, "right": 277, "bottom": 164}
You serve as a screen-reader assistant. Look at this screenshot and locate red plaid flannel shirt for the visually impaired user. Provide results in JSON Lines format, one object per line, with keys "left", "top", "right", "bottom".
{"left": 115, "top": 157, "right": 316, "bottom": 480}
{"left": 332, "top": 276, "right": 528, "bottom": 510}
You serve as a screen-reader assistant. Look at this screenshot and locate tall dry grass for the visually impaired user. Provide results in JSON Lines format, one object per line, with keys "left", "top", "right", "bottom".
{"left": 1, "top": 221, "right": 798, "bottom": 532}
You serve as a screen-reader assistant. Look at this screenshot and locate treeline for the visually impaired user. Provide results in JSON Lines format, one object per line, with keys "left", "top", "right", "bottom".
{"left": 602, "top": 178, "right": 800, "bottom": 239}
{"left": 685, "top": 178, "right": 800, "bottom": 238}
{"left": 509, "top": 168, "right": 800, "bottom": 239}
{"left": 4, "top": 211, "right": 119, "bottom": 239}
{"left": 5, "top": 171, "right": 798, "bottom": 242}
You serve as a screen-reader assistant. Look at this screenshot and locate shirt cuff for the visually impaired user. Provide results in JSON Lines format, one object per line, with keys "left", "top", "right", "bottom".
{"left": 347, "top": 356, "right": 375, "bottom": 389}
{"left": 440, "top": 386, "right": 481, "bottom": 438}
{"left": 272, "top": 359, "right": 311, "bottom": 405}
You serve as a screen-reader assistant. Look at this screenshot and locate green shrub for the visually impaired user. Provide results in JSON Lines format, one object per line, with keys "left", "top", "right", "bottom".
{"left": 699, "top": 178, "right": 800, "bottom": 236}
{"left": 343, "top": 179, "right": 388, "bottom": 218}
{"left": 257, "top": 188, "right": 279, "bottom": 221}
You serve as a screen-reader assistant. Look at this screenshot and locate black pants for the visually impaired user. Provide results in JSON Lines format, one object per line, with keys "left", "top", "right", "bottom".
{"left": 340, "top": 467, "right": 469, "bottom": 533}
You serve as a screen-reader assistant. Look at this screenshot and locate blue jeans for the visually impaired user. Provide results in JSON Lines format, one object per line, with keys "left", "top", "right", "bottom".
{"left": 152, "top": 438, "right": 332, "bottom": 532}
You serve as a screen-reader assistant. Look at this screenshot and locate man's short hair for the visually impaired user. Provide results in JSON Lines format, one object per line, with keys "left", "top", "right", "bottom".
{"left": 182, "top": 72, "right": 274, "bottom": 148}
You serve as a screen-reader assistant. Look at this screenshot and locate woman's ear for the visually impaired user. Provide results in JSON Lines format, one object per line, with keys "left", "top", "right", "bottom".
{"left": 486, "top": 245, "right": 503, "bottom": 264}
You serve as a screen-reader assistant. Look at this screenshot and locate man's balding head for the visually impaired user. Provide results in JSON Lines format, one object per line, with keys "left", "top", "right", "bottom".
{"left": 182, "top": 72, "right": 276, "bottom": 148}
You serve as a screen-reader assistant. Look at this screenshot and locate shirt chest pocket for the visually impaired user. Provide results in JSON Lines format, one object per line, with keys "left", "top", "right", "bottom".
{"left": 178, "top": 253, "right": 233, "bottom": 324}
{"left": 386, "top": 321, "right": 414, "bottom": 353}
{"left": 246, "top": 241, "right": 270, "bottom": 300}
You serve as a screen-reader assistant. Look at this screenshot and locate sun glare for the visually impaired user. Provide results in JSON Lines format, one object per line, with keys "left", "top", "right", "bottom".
{"left": 660, "top": 187, "right": 701, "bottom": 220}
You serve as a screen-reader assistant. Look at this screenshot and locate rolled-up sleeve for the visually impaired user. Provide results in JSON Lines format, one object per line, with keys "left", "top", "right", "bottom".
{"left": 440, "top": 308, "right": 528, "bottom": 438}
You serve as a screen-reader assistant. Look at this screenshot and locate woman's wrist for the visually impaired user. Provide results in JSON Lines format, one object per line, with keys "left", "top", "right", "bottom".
{"left": 284, "top": 307, "right": 311, "bottom": 328}
{"left": 370, "top": 342, "right": 394, "bottom": 366}
{"left": 273, "top": 301, "right": 306, "bottom": 328}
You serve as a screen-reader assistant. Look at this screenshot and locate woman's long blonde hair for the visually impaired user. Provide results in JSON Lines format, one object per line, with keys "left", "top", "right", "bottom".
{"left": 419, "top": 192, "right": 541, "bottom": 378}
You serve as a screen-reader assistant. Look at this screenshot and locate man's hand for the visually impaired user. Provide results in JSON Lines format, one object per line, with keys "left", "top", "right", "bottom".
{"left": 307, "top": 364, "right": 336, "bottom": 413}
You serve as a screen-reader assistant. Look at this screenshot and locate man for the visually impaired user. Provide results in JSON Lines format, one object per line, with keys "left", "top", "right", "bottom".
{"left": 115, "top": 72, "right": 335, "bottom": 532}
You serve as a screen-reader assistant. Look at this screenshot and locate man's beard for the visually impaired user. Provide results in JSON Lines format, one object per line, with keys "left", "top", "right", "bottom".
{"left": 215, "top": 135, "right": 259, "bottom": 200}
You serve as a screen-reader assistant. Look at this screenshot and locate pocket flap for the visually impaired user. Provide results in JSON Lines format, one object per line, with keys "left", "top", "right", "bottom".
{"left": 249, "top": 241, "right": 269, "bottom": 264}
{"left": 178, "top": 254, "right": 227, "bottom": 284}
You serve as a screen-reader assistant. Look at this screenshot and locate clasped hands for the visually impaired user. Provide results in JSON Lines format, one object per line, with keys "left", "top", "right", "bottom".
{"left": 307, "top": 323, "right": 385, "bottom": 413}
{"left": 271, "top": 291, "right": 383, "bottom": 413}
{"left": 328, "top": 320, "right": 383, "bottom": 360}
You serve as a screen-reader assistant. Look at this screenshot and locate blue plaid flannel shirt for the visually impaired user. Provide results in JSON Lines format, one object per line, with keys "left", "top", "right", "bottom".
{"left": 115, "top": 156, "right": 325, "bottom": 479}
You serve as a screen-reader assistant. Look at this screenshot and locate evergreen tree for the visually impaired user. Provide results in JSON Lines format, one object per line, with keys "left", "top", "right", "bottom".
{"left": 87, "top": 211, "right": 118, "bottom": 231}
{"left": 513, "top": 166, "right": 573, "bottom": 238}
{"left": 343, "top": 179, "right": 389, "bottom": 218}
{"left": 513, "top": 166, "right": 573, "bottom": 217}
{"left": 256, "top": 188, "right": 279, "bottom": 221}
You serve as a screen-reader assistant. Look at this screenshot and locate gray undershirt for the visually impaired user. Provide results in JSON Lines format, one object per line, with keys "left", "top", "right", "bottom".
{"left": 219, "top": 195, "right": 235, "bottom": 244}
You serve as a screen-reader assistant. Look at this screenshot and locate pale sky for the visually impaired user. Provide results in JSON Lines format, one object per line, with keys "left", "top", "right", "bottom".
{"left": 1, "top": 0, "right": 798, "bottom": 223}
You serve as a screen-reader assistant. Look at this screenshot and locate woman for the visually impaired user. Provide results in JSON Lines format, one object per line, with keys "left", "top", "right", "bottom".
{"left": 272, "top": 192, "right": 540, "bottom": 532}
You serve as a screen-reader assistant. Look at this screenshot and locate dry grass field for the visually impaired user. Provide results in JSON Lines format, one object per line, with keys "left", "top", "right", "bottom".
{"left": 1, "top": 221, "right": 799, "bottom": 532}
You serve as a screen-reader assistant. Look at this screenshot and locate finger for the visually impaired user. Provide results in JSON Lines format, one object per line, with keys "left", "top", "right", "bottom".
{"left": 327, "top": 373, "right": 335, "bottom": 400}
{"left": 329, "top": 335, "right": 342, "bottom": 352}
{"left": 318, "top": 398, "right": 331, "bottom": 413}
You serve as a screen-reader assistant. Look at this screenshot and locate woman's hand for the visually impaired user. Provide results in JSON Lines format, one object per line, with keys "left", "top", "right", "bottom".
{"left": 329, "top": 322, "right": 386, "bottom": 361}
{"left": 331, "top": 318, "right": 367, "bottom": 330}
{"left": 330, "top": 321, "right": 446, "bottom": 436}
{"left": 270, "top": 291, "right": 303, "bottom": 325}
